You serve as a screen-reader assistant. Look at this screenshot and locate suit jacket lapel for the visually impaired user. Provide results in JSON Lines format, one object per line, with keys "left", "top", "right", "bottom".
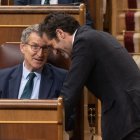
{"left": 74, "top": 26, "right": 91, "bottom": 43}
{"left": 8, "top": 64, "right": 22, "bottom": 98}
{"left": 8, "top": 64, "right": 54, "bottom": 99}
{"left": 39, "top": 65, "right": 54, "bottom": 99}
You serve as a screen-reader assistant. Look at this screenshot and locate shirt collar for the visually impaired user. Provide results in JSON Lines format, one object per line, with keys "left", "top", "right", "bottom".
{"left": 72, "top": 29, "right": 77, "bottom": 45}
{"left": 22, "top": 62, "right": 41, "bottom": 79}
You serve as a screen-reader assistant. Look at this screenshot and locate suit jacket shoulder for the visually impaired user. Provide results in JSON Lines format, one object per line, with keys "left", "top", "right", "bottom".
{"left": 0, "top": 64, "right": 22, "bottom": 86}
{"left": 44, "top": 63, "right": 67, "bottom": 81}
{"left": 0, "top": 64, "right": 22, "bottom": 98}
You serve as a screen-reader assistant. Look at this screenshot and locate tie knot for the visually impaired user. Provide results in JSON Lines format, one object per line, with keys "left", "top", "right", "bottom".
{"left": 28, "top": 72, "right": 36, "bottom": 80}
{"left": 44, "top": 0, "right": 50, "bottom": 4}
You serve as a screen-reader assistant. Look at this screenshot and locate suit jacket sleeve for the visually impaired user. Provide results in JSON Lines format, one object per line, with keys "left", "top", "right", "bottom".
{"left": 61, "top": 37, "right": 95, "bottom": 130}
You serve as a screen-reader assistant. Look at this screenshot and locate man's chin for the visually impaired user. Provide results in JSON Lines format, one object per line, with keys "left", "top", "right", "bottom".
{"left": 61, "top": 51, "right": 70, "bottom": 59}
{"left": 32, "top": 64, "right": 44, "bottom": 71}
{"left": 64, "top": 53, "right": 70, "bottom": 59}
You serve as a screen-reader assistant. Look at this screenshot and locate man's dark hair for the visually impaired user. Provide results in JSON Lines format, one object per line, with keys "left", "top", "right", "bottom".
{"left": 39, "top": 12, "right": 80, "bottom": 39}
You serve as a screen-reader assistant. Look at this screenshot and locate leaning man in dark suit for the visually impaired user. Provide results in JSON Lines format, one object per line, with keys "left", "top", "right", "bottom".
{"left": 0, "top": 24, "right": 67, "bottom": 100}
{"left": 39, "top": 13, "right": 140, "bottom": 140}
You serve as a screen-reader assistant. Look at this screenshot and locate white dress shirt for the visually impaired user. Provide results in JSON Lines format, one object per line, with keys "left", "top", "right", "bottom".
{"left": 41, "top": 0, "right": 58, "bottom": 5}
{"left": 18, "top": 62, "right": 41, "bottom": 99}
{"left": 72, "top": 30, "right": 77, "bottom": 45}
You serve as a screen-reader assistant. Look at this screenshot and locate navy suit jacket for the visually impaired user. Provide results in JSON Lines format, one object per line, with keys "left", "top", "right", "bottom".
{"left": 0, "top": 63, "right": 67, "bottom": 99}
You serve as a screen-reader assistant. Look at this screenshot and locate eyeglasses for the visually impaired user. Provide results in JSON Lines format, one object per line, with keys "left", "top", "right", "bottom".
{"left": 25, "top": 43, "right": 49, "bottom": 53}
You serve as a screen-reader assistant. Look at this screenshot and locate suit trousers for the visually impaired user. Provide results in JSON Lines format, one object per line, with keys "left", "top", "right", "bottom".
{"left": 123, "top": 128, "right": 140, "bottom": 140}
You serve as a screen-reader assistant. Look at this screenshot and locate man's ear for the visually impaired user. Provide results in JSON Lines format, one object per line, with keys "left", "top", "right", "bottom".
{"left": 20, "top": 43, "right": 25, "bottom": 54}
{"left": 56, "top": 29, "right": 65, "bottom": 39}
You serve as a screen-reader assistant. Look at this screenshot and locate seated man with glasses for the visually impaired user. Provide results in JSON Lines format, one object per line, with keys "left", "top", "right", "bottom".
{"left": 0, "top": 24, "right": 67, "bottom": 100}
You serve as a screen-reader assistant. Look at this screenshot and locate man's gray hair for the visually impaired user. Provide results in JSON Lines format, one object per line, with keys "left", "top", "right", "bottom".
{"left": 21, "top": 24, "right": 39, "bottom": 43}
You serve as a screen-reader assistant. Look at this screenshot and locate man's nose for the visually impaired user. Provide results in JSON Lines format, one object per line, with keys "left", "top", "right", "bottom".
{"left": 37, "top": 48, "right": 43, "bottom": 56}
{"left": 52, "top": 49, "right": 58, "bottom": 55}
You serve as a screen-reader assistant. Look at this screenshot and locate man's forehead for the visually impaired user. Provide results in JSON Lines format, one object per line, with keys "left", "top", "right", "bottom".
{"left": 42, "top": 33, "right": 53, "bottom": 44}
{"left": 42, "top": 32, "right": 49, "bottom": 38}
{"left": 28, "top": 36, "right": 45, "bottom": 45}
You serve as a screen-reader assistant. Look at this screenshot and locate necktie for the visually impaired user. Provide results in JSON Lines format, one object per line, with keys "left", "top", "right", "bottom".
{"left": 20, "top": 73, "right": 36, "bottom": 99}
{"left": 44, "top": 0, "right": 50, "bottom": 4}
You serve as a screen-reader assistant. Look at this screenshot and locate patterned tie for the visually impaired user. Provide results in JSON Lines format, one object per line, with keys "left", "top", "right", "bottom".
{"left": 44, "top": 0, "right": 50, "bottom": 4}
{"left": 20, "top": 73, "right": 36, "bottom": 99}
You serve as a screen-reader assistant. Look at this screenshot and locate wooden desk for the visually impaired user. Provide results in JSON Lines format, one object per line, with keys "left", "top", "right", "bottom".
{"left": 0, "top": 98, "right": 64, "bottom": 140}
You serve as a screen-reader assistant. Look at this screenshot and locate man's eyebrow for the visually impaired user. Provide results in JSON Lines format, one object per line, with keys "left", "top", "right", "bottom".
{"left": 47, "top": 45, "right": 53, "bottom": 48}
{"left": 29, "top": 42, "right": 37, "bottom": 45}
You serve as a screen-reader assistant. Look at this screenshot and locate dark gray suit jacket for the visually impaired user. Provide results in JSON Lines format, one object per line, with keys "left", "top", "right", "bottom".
{"left": 0, "top": 63, "right": 67, "bottom": 99}
{"left": 62, "top": 25, "right": 140, "bottom": 140}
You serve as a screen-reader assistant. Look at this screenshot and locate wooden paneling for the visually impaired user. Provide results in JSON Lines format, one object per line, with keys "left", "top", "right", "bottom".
{"left": 0, "top": 4, "right": 86, "bottom": 44}
{"left": 1, "top": 0, "right": 14, "bottom": 5}
{"left": 88, "top": 0, "right": 103, "bottom": 30}
{"left": 0, "top": 124, "right": 58, "bottom": 139}
{"left": 0, "top": 98, "right": 64, "bottom": 140}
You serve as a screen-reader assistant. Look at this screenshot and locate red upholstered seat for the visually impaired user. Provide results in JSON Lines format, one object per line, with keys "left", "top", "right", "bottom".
{"left": 0, "top": 42, "right": 23, "bottom": 68}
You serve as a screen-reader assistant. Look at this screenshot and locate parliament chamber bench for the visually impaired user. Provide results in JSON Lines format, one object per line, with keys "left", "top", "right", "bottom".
{"left": 0, "top": 97, "right": 64, "bottom": 140}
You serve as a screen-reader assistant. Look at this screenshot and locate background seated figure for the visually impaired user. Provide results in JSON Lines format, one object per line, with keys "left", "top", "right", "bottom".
{"left": 14, "top": 0, "right": 93, "bottom": 27}
{"left": 0, "top": 24, "right": 67, "bottom": 100}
